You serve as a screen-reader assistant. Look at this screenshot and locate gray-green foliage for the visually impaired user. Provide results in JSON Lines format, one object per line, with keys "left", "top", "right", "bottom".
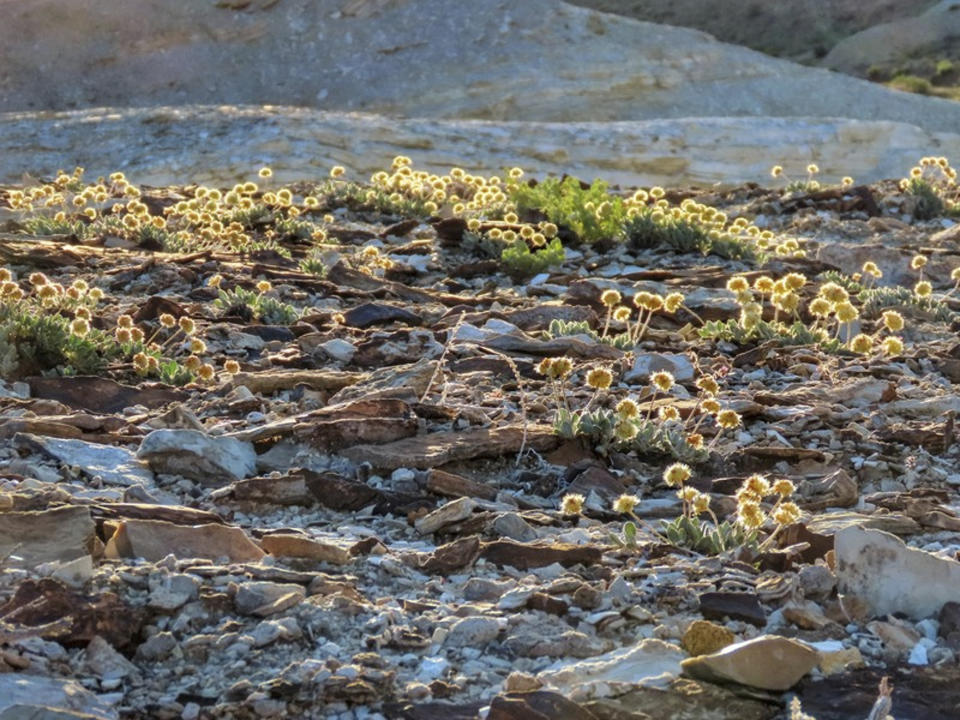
{"left": 214, "top": 287, "right": 300, "bottom": 325}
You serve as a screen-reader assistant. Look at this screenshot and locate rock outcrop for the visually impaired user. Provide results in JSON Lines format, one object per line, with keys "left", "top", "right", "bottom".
{"left": 3, "top": 0, "right": 960, "bottom": 135}
{"left": 3, "top": 106, "right": 959, "bottom": 187}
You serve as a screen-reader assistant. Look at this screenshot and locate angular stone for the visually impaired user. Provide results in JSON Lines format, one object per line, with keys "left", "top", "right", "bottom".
{"left": 445, "top": 616, "right": 502, "bottom": 647}
{"left": 481, "top": 540, "right": 602, "bottom": 570}
{"left": 415, "top": 497, "right": 476, "bottom": 535}
{"left": 538, "top": 639, "right": 685, "bottom": 699}
{"left": 491, "top": 513, "right": 539, "bottom": 543}
{"left": 82, "top": 635, "right": 139, "bottom": 681}
{"left": 699, "top": 592, "right": 766, "bottom": 627}
{"left": 259, "top": 534, "right": 351, "bottom": 565}
{"left": 14, "top": 433, "right": 154, "bottom": 487}
{"left": 27, "top": 375, "right": 185, "bottom": 414}
{"left": 835, "top": 526, "right": 960, "bottom": 620}
{"left": 292, "top": 399, "right": 418, "bottom": 451}
{"left": 587, "top": 677, "right": 775, "bottom": 720}
{"left": 0, "top": 674, "right": 118, "bottom": 719}
{"left": 681, "top": 635, "right": 818, "bottom": 691}
{"left": 426, "top": 469, "right": 498, "bottom": 501}
{"left": 0, "top": 579, "right": 142, "bottom": 650}
{"left": 624, "top": 352, "right": 696, "bottom": 384}
{"left": 682, "top": 620, "right": 735, "bottom": 657}
{"left": 341, "top": 424, "right": 560, "bottom": 470}
{"left": 104, "top": 519, "right": 264, "bottom": 563}
{"left": 234, "top": 581, "right": 306, "bottom": 617}
{"left": 488, "top": 691, "right": 595, "bottom": 720}
{"left": 0, "top": 506, "right": 94, "bottom": 567}
{"left": 148, "top": 573, "right": 200, "bottom": 611}
{"left": 137, "top": 429, "right": 256, "bottom": 485}
{"left": 135, "top": 631, "right": 176, "bottom": 661}
{"left": 415, "top": 536, "right": 482, "bottom": 574}
{"left": 343, "top": 302, "right": 422, "bottom": 329}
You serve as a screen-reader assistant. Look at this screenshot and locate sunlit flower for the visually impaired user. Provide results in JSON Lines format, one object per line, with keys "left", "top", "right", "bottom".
{"left": 178, "top": 317, "right": 196, "bottom": 335}
{"left": 772, "top": 501, "right": 801, "bottom": 526}
{"left": 616, "top": 398, "right": 640, "bottom": 420}
{"left": 601, "top": 289, "right": 621, "bottom": 307}
{"left": 561, "top": 493, "right": 585, "bottom": 515}
{"left": 716, "top": 409, "right": 741, "bottom": 429}
{"left": 650, "top": 371, "right": 674, "bottom": 393}
{"left": 881, "top": 336, "right": 904, "bottom": 356}
{"left": 585, "top": 367, "right": 613, "bottom": 390}
{"left": 613, "top": 494, "right": 639, "bottom": 514}
{"left": 663, "top": 462, "right": 692, "bottom": 488}
{"left": 773, "top": 478, "right": 796, "bottom": 497}
{"left": 914, "top": 280, "right": 933, "bottom": 298}
{"left": 850, "top": 333, "right": 873, "bottom": 354}
{"left": 910, "top": 254, "right": 928, "bottom": 270}
{"left": 159, "top": 313, "right": 176, "bottom": 328}
{"left": 658, "top": 405, "right": 680, "bottom": 422}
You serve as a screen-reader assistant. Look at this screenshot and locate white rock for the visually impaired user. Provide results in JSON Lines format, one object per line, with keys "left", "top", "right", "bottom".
{"left": 137, "top": 429, "right": 256, "bottom": 485}
{"left": 319, "top": 338, "right": 356, "bottom": 363}
{"left": 624, "top": 352, "right": 696, "bottom": 384}
{"left": 835, "top": 526, "right": 960, "bottom": 620}
{"left": 538, "top": 639, "right": 684, "bottom": 700}
{"left": 15, "top": 434, "right": 154, "bottom": 487}
{"left": 0, "top": 674, "right": 118, "bottom": 719}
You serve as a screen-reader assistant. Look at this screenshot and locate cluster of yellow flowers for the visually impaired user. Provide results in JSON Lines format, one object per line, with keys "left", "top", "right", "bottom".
{"left": 0, "top": 270, "right": 105, "bottom": 322}
{"left": 466, "top": 215, "right": 557, "bottom": 249}
{"left": 734, "top": 474, "right": 801, "bottom": 534}
{"left": 599, "top": 288, "right": 685, "bottom": 342}
{"left": 630, "top": 190, "right": 801, "bottom": 258}
{"left": 901, "top": 156, "right": 958, "bottom": 189}
{"left": 368, "top": 156, "right": 515, "bottom": 217}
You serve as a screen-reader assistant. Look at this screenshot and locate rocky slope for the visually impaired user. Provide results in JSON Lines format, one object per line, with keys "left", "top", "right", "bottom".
{"left": 2, "top": 106, "right": 960, "bottom": 188}
{"left": 3, "top": 0, "right": 960, "bottom": 135}
{"left": 2, "top": 158, "right": 960, "bottom": 719}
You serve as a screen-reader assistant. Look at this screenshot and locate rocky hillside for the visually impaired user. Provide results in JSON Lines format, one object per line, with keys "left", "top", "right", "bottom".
{"left": 3, "top": 0, "right": 960, "bottom": 135}
{"left": 2, "top": 107, "right": 959, "bottom": 189}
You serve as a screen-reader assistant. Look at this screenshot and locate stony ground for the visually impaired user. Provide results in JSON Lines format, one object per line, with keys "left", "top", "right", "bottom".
{"left": 2, "top": 170, "right": 960, "bottom": 720}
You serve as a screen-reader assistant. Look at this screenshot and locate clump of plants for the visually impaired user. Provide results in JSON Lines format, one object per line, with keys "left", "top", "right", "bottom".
{"left": 898, "top": 156, "right": 960, "bottom": 220}
{"left": 699, "top": 271, "right": 910, "bottom": 356}
{"left": 462, "top": 215, "right": 565, "bottom": 279}
{"left": 768, "top": 162, "right": 849, "bottom": 195}
{"left": 624, "top": 191, "right": 783, "bottom": 261}
{"left": 508, "top": 175, "right": 628, "bottom": 245}
{"left": 0, "top": 268, "right": 220, "bottom": 384}
{"left": 539, "top": 343, "right": 743, "bottom": 464}
{"left": 213, "top": 278, "right": 299, "bottom": 325}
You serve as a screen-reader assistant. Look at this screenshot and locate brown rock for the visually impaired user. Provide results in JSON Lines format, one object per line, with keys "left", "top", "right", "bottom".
{"left": 415, "top": 498, "right": 477, "bottom": 535}
{"left": 481, "top": 540, "right": 602, "bottom": 570}
{"left": 682, "top": 620, "right": 735, "bottom": 657}
{"left": 259, "top": 533, "right": 352, "bottom": 565}
{"left": 699, "top": 592, "right": 766, "bottom": 627}
{"left": 27, "top": 375, "right": 186, "bottom": 413}
{"left": 341, "top": 424, "right": 560, "bottom": 470}
{"left": 488, "top": 691, "right": 599, "bottom": 720}
{"left": 0, "top": 578, "right": 142, "bottom": 650}
{"left": 415, "top": 536, "right": 481, "bottom": 574}
{"left": 293, "top": 398, "right": 418, "bottom": 451}
{"left": 426, "top": 469, "right": 497, "bottom": 501}
{"left": 681, "top": 635, "right": 818, "bottom": 691}
{"left": 104, "top": 519, "right": 264, "bottom": 563}
{"left": 0, "top": 506, "right": 94, "bottom": 567}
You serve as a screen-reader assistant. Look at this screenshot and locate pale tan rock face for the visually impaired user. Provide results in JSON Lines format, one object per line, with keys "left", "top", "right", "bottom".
{"left": 3, "top": 106, "right": 960, "bottom": 187}
{"left": 4, "top": 0, "right": 960, "bottom": 135}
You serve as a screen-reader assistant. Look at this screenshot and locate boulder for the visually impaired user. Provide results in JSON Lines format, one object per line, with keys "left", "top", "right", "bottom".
{"left": 835, "top": 526, "right": 960, "bottom": 620}
{"left": 137, "top": 429, "right": 256, "bottom": 485}
{"left": 681, "top": 635, "right": 818, "bottom": 691}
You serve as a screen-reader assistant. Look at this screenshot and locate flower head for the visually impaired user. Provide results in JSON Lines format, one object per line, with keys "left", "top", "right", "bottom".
{"left": 772, "top": 501, "right": 801, "bottom": 526}
{"left": 650, "top": 370, "right": 675, "bottom": 393}
{"left": 716, "top": 409, "right": 742, "bottom": 429}
{"left": 914, "top": 280, "right": 932, "bottom": 298}
{"left": 178, "top": 317, "right": 196, "bottom": 335}
{"left": 601, "top": 289, "right": 622, "bottom": 307}
{"left": 736, "top": 500, "right": 765, "bottom": 530}
{"left": 881, "top": 336, "right": 904, "bottom": 356}
{"left": 911, "top": 254, "right": 928, "bottom": 270}
{"left": 726, "top": 276, "right": 749, "bottom": 293}
{"left": 743, "top": 474, "right": 771, "bottom": 499}
{"left": 658, "top": 405, "right": 680, "bottom": 422}
{"left": 663, "top": 462, "right": 692, "bottom": 488}
{"left": 159, "top": 313, "right": 176, "bottom": 328}
{"left": 69, "top": 318, "right": 90, "bottom": 336}
{"left": 862, "top": 261, "right": 882, "bottom": 278}
{"left": 771, "top": 165, "right": 783, "bottom": 178}
{"left": 686, "top": 432, "right": 704, "bottom": 450}
{"left": 692, "top": 493, "right": 711, "bottom": 515}
{"left": 613, "top": 306, "right": 631, "bottom": 322}
{"left": 613, "top": 494, "right": 640, "bottom": 514}
{"left": 882, "top": 310, "right": 904, "bottom": 332}
{"left": 772, "top": 478, "right": 796, "bottom": 497}
{"left": 614, "top": 421, "right": 639, "bottom": 442}
{"left": 663, "top": 292, "right": 684, "bottom": 314}
{"left": 256, "top": 280, "right": 272, "bottom": 293}
{"left": 850, "top": 333, "right": 873, "bottom": 354}
{"left": 585, "top": 367, "right": 613, "bottom": 390}
{"left": 561, "top": 493, "right": 585, "bottom": 515}
{"left": 616, "top": 398, "right": 640, "bottom": 420}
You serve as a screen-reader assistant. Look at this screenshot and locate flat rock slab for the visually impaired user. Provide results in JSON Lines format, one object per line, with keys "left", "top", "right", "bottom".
{"left": 292, "top": 399, "right": 418, "bottom": 451}
{"left": 137, "top": 428, "right": 256, "bottom": 485}
{"left": 340, "top": 424, "right": 560, "bottom": 470}
{"left": 835, "top": 526, "right": 960, "bottom": 620}
{"left": 0, "top": 674, "right": 118, "bottom": 719}
{"left": 0, "top": 506, "right": 94, "bottom": 567}
{"left": 259, "top": 534, "right": 351, "bottom": 565}
{"left": 681, "top": 634, "right": 818, "bottom": 691}
{"left": 480, "top": 540, "right": 602, "bottom": 570}
{"left": 699, "top": 591, "right": 766, "bottom": 627}
{"left": 27, "top": 375, "right": 185, "bottom": 414}
{"left": 538, "top": 639, "right": 685, "bottom": 699}
{"left": 104, "top": 519, "right": 264, "bottom": 563}
{"left": 14, "top": 433, "right": 154, "bottom": 487}
{"left": 343, "top": 302, "right": 422, "bottom": 328}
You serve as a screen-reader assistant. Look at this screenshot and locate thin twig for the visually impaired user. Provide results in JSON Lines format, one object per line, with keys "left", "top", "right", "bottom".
{"left": 420, "top": 311, "right": 466, "bottom": 404}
